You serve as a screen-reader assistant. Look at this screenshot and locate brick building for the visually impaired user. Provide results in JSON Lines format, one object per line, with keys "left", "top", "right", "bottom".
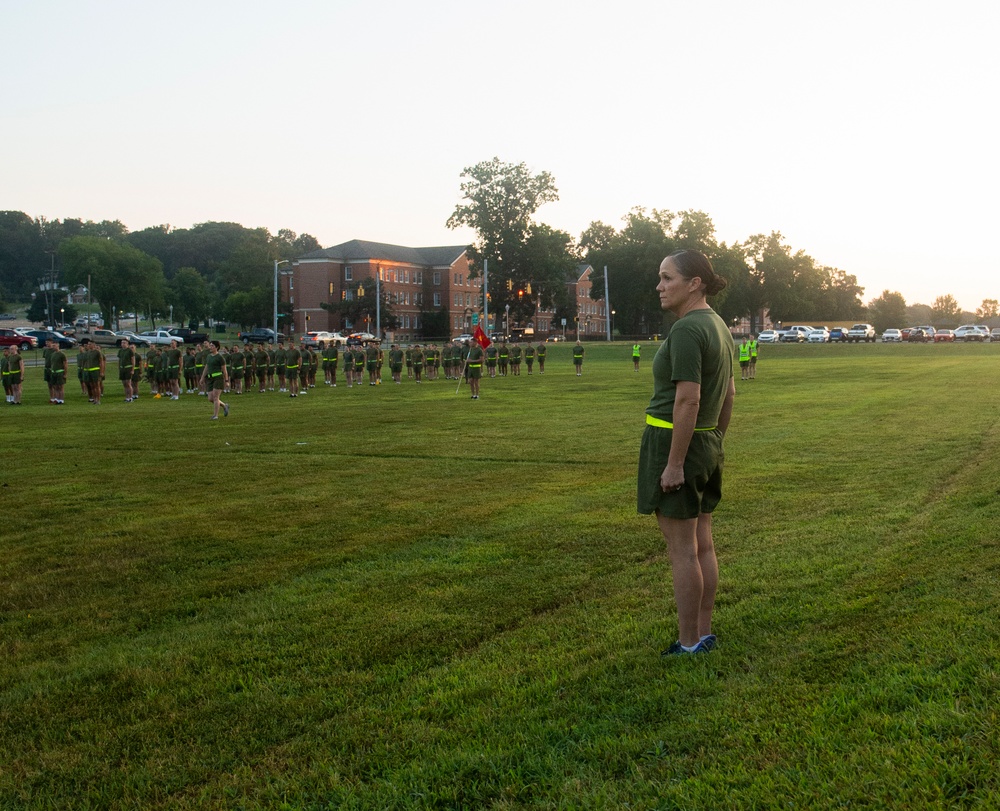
{"left": 287, "top": 241, "right": 609, "bottom": 342}
{"left": 568, "top": 264, "right": 609, "bottom": 338}
{"left": 288, "top": 240, "right": 481, "bottom": 342}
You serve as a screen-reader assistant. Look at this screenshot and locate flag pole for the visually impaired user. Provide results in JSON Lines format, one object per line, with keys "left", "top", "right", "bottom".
{"left": 455, "top": 349, "right": 472, "bottom": 394}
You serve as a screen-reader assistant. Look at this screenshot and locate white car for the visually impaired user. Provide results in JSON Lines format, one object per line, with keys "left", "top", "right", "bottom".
{"left": 807, "top": 328, "right": 830, "bottom": 343}
{"left": 953, "top": 325, "right": 989, "bottom": 342}
{"left": 881, "top": 329, "right": 902, "bottom": 342}
{"left": 757, "top": 330, "right": 782, "bottom": 343}
{"left": 780, "top": 325, "right": 814, "bottom": 343}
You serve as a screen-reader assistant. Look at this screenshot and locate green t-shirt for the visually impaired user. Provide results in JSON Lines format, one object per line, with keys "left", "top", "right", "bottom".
{"left": 204, "top": 352, "right": 227, "bottom": 378}
{"left": 645, "top": 308, "right": 734, "bottom": 429}
{"left": 50, "top": 350, "right": 67, "bottom": 374}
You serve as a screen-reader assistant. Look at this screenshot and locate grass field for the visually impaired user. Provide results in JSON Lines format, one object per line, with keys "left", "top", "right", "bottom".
{"left": 2, "top": 341, "right": 999, "bottom": 810}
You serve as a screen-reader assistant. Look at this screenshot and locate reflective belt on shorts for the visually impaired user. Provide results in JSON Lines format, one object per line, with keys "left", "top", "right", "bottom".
{"left": 469, "top": 363, "right": 482, "bottom": 368}
{"left": 646, "top": 414, "right": 716, "bottom": 431}
{"left": 87, "top": 367, "right": 101, "bottom": 372}
{"left": 211, "top": 372, "right": 222, "bottom": 377}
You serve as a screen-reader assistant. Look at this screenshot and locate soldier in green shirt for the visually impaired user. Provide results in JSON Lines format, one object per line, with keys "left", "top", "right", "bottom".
{"left": 466, "top": 340, "right": 484, "bottom": 399}
{"left": 183, "top": 347, "right": 197, "bottom": 393}
{"left": 573, "top": 341, "right": 585, "bottom": 375}
{"left": 118, "top": 339, "right": 136, "bottom": 402}
{"left": 510, "top": 342, "right": 522, "bottom": 376}
{"left": 524, "top": 343, "right": 535, "bottom": 374}
{"left": 498, "top": 342, "right": 509, "bottom": 376}
{"left": 274, "top": 343, "right": 287, "bottom": 392}
{"left": 411, "top": 344, "right": 424, "bottom": 383}
{"left": 7, "top": 345, "right": 24, "bottom": 405}
{"left": 485, "top": 343, "right": 498, "bottom": 378}
{"left": 254, "top": 343, "right": 268, "bottom": 392}
{"left": 199, "top": 341, "right": 230, "bottom": 418}
{"left": 50, "top": 345, "right": 68, "bottom": 404}
{"left": 42, "top": 339, "right": 54, "bottom": 402}
{"left": 285, "top": 341, "right": 302, "bottom": 397}
{"left": 536, "top": 341, "right": 546, "bottom": 374}
{"left": 165, "top": 340, "right": 183, "bottom": 399}
{"left": 229, "top": 345, "right": 245, "bottom": 394}
{"left": 389, "top": 344, "right": 404, "bottom": 384}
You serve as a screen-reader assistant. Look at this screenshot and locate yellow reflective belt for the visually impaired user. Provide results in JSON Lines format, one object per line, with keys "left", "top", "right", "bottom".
{"left": 646, "top": 414, "right": 716, "bottom": 431}
{"left": 87, "top": 367, "right": 101, "bottom": 372}
{"left": 211, "top": 372, "right": 222, "bottom": 377}
{"left": 469, "top": 363, "right": 482, "bottom": 368}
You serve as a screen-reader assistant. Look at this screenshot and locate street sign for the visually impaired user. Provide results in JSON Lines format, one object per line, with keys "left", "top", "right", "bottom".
{"left": 472, "top": 313, "right": 479, "bottom": 326}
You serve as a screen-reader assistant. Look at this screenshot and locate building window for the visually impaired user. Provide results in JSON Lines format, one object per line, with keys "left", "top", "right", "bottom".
{"left": 414, "top": 271, "right": 422, "bottom": 284}
{"left": 345, "top": 267, "right": 353, "bottom": 282}
{"left": 433, "top": 271, "right": 441, "bottom": 285}
{"left": 434, "top": 292, "right": 441, "bottom": 307}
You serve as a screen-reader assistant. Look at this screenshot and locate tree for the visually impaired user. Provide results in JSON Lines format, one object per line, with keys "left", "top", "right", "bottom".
{"left": 58, "top": 236, "right": 165, "bottom": 326}
{"left": 931, "top": 294, "right": 961, "bottom": 326}
{"left": 168, "top": 267, "right": 212, "bottom": 325}
{"left": 446, "top": 157, "right": 560, "bottom": 318}
{"left": 223, "top": 287, "right": 272, "bottom": 329}
{"left": 975, "top": 299, "right": 998, "bottom": 320}
{"left": 581, "top": 208, "right": 675, "bottom": 336}
{"left": 867, "top": 290, "right": 908, "bottom": 333}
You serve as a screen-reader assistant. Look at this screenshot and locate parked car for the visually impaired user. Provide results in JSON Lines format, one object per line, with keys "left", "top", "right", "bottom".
{"left": 847, "top": 324, "right": 877, "bottom": 342}
{"left": 914, "top": 325, "right": 937, "bottom": 341}
{"left": 829, "top": 327, "right": 849, "bottom": 342}
{"left": 881, "top": 329, "right": 902, "bottom": 342}
{"left": 991, "top": 328, "right": 1000, "bottom": 342}
{"left": 545, "top": 335, "right": 565, "bottom": 342}
{"left": 0, "top": 328, "right": 38, "bottom": 350}
{"left": 780, "top": 326, "right": 813, "bottom": 342}
{"left": 452, "top": 333, "right": 475, "bottom": 343}
{"left": 85, "top": 329, "right": 131, "bottom": 348}
{"left": 0, "top": 313, "right": 17, "bottom": 321}
{"left": 906, "top": 327, "right": 929, "bottom": 343}
{"left": 807, "top": 328, "right": 830, "bottom": 342}
{"left": 757, "top": 329, "right": 782, "bottom": 343}
{"left": 301, "top": 330, "right": 347, "bottom": 348}
{"left": 19, "top": 329, "right": 77, "bottom": 349}
{"left": 238, "top": 328, "right": 284, "bottom": 344}
{"left": 934, "top": 329, "right": 955, "bottom": 343}
{"left": 117, "top": 330, "right": 151, "bottom": 347}
{"left": 347, "top": 332, "right": 379, "bottom": 346}
{"left": 166, "top": 327, "right": 210, "bottom": 344}
{"left": 139, "top": 329, "right": 177, "bottom": 346}
{"left": 953, "top": 325, "right": 989, "bottom": 342}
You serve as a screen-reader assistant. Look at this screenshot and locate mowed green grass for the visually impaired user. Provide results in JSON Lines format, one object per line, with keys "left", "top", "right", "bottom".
{"left": 2, "top": 341, "right": 999, "bottom": 810}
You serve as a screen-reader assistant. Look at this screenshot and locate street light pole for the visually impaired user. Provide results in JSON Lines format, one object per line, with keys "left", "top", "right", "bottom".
{"left": 274, "top": 259, "right": 290, "bottom": 339}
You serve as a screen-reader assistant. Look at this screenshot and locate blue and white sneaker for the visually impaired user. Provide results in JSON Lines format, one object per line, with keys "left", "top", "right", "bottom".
{"left": 662, "top": 639, "right": 712, "bottom": 656}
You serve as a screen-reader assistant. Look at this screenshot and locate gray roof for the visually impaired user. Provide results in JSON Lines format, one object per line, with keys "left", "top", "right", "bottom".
{"left": 299, "top": 239, "right": 468, "bottom": 268}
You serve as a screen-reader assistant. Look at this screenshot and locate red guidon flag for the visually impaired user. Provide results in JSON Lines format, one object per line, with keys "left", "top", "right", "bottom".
{"left": 473, "top": 324, "right": 492, "bottom": 349}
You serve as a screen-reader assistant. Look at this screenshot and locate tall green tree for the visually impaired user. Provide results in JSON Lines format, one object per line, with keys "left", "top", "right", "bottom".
{"left": 446, "top": 157, "right": 561, "bottom": 318}
{"left": 581, "top": 208, "right": 675, "bottom": 336}
{"left": 867, "top": 290, "right": 908, "bottom": 332}
{"left": 931, "top": 294, "right": 961, "bottom": 325}
{"left": 975, "top": 299, "right": 998, "bottom": 320}
{"left": 167, "top": 267, "right": 212, "bottom": 324}
{"left": 58, "top": 236, "right": 165, "bottom": 326}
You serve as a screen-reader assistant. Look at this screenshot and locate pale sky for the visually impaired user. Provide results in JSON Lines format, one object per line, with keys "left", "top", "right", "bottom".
{"left": 4, "top": 0, "right": 998, "bottom": 311}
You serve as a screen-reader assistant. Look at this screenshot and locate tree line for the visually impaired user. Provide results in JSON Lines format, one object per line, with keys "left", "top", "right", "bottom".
{"left": 0, "top": 212, "right": 319, "bottom": 329}
{"left": 4, "top": 160, "right": 997, "bottom": 335}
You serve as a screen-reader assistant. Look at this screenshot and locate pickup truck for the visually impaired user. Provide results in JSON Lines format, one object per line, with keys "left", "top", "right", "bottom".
{"left": 238, "top": 328, "right": 284, "bottom": 344}
{"left": 138, "top": 329, "right": 177, "bottom": 346}
{"left": 166, "top": 327, "right": 210, "bottom": 344}
{"left": 84, "top": 328, "right": 132, "bottom": 348}
{"left": 847, "top": 324, "right": 876, "bottom": 343}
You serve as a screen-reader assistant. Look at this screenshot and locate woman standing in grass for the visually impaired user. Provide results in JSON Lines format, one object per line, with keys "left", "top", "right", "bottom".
{"left": 200, "top": 341, "right": 230, "bottom": 418}
{"left": 638, "top": 250, "right": 735, "bottom": 656}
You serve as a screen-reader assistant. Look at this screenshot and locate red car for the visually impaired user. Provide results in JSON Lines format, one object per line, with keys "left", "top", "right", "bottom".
{"left": 934, "top": 329, "right": 955, "bottom": 343}
{"left": 0, "top": 328, "right": 38, "bottom": 351}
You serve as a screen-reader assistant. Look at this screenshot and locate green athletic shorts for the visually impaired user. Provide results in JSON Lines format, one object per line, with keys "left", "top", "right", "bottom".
{"left": 637, "top": 424, "right": 724, "bottom": 519}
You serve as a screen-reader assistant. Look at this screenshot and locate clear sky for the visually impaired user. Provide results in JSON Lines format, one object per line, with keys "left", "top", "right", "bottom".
{"left": 4, "top": 0, "right": 998, "bottom": 311}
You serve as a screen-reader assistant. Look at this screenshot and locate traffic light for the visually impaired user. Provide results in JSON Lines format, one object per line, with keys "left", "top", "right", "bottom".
{"left": 518, "top": 289, "right": 524, "bottom": 300}
{"left": 506, "top": 279, "right": 513, "bottom": 291}
{"left": 526, "top": 282, "right": 532, "bottom": 295}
